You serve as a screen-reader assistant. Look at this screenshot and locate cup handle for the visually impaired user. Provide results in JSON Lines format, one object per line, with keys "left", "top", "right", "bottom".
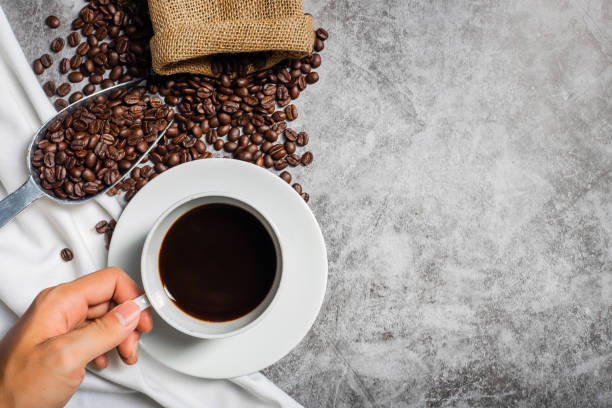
{"left": 133, "top": 294, "right": 151, "bottom": 311}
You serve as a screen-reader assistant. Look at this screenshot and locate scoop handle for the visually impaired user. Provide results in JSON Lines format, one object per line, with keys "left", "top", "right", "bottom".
{"left": 0, "top": 177, "right": 44, "bottom": 229}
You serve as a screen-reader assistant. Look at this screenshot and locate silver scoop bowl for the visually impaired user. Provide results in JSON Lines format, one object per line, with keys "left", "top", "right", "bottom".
{"left": 0, "top": 80, "right": 172, "bottom": 229}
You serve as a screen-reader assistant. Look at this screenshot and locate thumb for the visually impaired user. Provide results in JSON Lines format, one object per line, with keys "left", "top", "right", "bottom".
{"left": 58, "top": 300, "right": 141, "bottom": 368}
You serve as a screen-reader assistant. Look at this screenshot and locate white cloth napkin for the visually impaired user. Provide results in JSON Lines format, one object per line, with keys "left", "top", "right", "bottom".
{"left": 0, "top": 6, "right": 299, "bottom": 408}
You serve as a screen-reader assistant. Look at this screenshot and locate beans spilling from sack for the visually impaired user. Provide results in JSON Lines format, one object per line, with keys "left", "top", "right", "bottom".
{"left": 34, "top": 0, "right": 327, "bottom": 207}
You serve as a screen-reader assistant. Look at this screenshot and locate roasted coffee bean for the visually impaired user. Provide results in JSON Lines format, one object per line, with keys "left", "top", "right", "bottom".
{"left": 261, "top": 141, "right": 273, "bottom": 153}
{"left": 214, "top": 139, "right": 225, "bottom": 151}
{"left": 84, "top": 59, "right": 95, "bottom": 73}
{"left": 301, "top": 192, "right": 310, "bottom": 203}
{"left": 55, "top": 151, "right": 67, "bottom": 164}
{"left": 285, "top": 105, "right": 298, "bottom": 121}
{"left": 43, "top": 152, "right": 55, "bottom": 167}
{"left": 289, "top": 86, "right": 300, "bottom": 99}
{"left": 70, "top": 54, "right": 82, "bottom": 69}
{"left": 83, "top": 84, "right": 95, "bottom": 95}
{"left": 134, "top": 141, "right": 148, "bottom": 153}
{"left": 46, "top": 15, "right": 61, "bottom": 29}
{"left": 59, "top": 58, "right": 70, "bottom": 74}
{"left": 296, "top": 131, "right": 309, "bottom": 146}
{"left": 56, "top": 83, "right": 71, "bottom": 97}
{"left": 95, "top": 220, "right": 108, "bottom": 234}
{"left": 278, "top": 69, "right": 291, "bottom": 83}
{"left": 166, "top": 152, "right": 180, "bottom": 166}
{"left": 206, "top": 129, "right": 218, "bottom": 144}
{"left": 271, "top": 111, "right": 286, "bottom": 122}
{"left": 69, "top": 92, "right": 83, "bottom": 104}
{"left": 284, "top": 141, "right": 296, "bottom": 154}
{"left": 60, "top": 248, "right": 73, "bottom": 262}
{"left": 89, "top": 73, "right": 103, "bottom": 84}
{"left": 316, "top": 28, "right": 329, "bottom": 40}
{"left": 95, "top": 26, "right": 108, "bottom": 41}
{"left": 87, "top": 34, "right": 98, "bottom": 47}
{"left": 195, "top": 140, "right": 206, "bottom": 154}
{"left": 264, "top": 129, "right": 278, "bottom": 142}
{"left": 51, "top": 37, "right": 65, "bottom": 53}
{"left": 33, "top": 59, "right": 44, "bottom": 75}
{"left": 274, "top": 158, "right": 288, "bottom": 170}
{"left": 68, "top": 71, "right": 84, "bottom": 83}
{"left": 263, "top": 154, "right": 274, "bottom": 168}
{"left": 93, "top": 53, "right": 107, "bottom": 66}
{"left": 54, "top": 99, "right": 68, "bottom": 111}
{"left": 306, "top": 72, "right": 319, "bottom": 84}
{"left": 311, "top": 53, "right": 322, "bottom": 68}
{"left": 314, "top": 38, "right": 324, "bottom": 52}
{"left": 83, "top": 182, "right": 98, "bottom": 195}
{"left": 269, "top": 144, "right": 287, "bottom": 160}
{"left": 236, "top": 149, "right": 253, "bottom": 161}
{"left": 280, "top": 171, "right": 292, "bottom": 183}
{"left": 76, "top": 42, "right": 90, "bottom": 56}
{"left": 82, "top": 168, "right": 96, "bottom": 182}
{"left": 43, "top": 81, "right": 56, "bottom": 97}
{"left": 80, "top": 7, "right": 95, "bottom": 23}
{"left": 292, "top": 183, "right": 302, "bottom": 194}
{"left": 40, "top": 54, "right": 53, "bottom": 68}
{"left": 285, "top": 128, "right": 297, "bottom": 142}
{"left": 141, "top": 165, "right": 154, "bottom": 178}
{"left": 222, "top": 101, "right": 240, "bottom": 113}
{"left": 110, "top": 66, "right": 123, "bottom": 81}
{"left": 286, "top": 153, "right": 301, "bottom": 167}
{"left": 154, "top": 163, "right": 167, "bottom": 174}
{"left": 301, "top": 151, "right": 313, "bottom": 165}
{"left": 68, "top": 31, "right": 81, "bottom": 47}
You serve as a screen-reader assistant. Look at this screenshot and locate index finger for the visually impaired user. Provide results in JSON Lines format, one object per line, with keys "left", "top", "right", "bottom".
{"left": 51, "top": 267, "right": 152, "bottom": 333}
{"left": 66, "top": 266, "right": 142, "bottom": 305}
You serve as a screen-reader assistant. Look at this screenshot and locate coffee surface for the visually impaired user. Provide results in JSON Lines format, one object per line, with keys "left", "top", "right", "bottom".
{"left": 159, "top": 203, "right": 276, "bottom": 322}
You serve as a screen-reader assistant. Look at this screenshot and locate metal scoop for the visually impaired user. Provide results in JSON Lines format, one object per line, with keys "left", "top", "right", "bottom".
{"left": 0, "top": 80, "right": 172, "bottom": 229}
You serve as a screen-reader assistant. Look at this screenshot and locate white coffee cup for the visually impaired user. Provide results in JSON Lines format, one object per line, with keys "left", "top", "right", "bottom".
{"left": 134, "top": 192, "right": 283, "bottom": 339}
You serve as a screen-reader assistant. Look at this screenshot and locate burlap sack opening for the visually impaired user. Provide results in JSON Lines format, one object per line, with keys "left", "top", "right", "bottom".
{"left": 148, "top": 0, "right": 315, "bottom": 77}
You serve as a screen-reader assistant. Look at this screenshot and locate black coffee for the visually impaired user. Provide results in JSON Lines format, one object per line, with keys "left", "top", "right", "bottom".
{"left": 158, "top": 203, "right": 277, "bottom": 322}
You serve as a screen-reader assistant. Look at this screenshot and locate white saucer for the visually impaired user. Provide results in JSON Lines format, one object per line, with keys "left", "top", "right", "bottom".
{"left": 108, "top": 159, "right": 327, "bottom": 379}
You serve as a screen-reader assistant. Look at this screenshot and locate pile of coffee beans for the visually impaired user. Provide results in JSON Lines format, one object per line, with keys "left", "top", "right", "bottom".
{"left": 34, "top": 0, "right": 327, "bottom": 206}
{"left": 31, "top": 86, "right": 172, "bottom": 199}
{"left": 34, "top": 0, "right": 153, "bottom": 109}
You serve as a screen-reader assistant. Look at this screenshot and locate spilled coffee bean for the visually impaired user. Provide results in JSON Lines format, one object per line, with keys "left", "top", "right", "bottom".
{"left": 60, "top": 247, "right": 73, "bottom": 262}
{"left": 45, "top": 15, "right": 60, "bottom": 29}
{"left": 95, "top": 218, "right": 116, "bottom": 249}
{"left": 43, "top": 81, "right": 56, "bottom": 97}
{"left": 50, "top": 37, "right": 65, "bottom": 53}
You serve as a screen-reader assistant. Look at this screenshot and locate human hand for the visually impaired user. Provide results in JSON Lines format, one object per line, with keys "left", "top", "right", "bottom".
{"left": 0, "top": 267, "right": 153, "bottom": 408}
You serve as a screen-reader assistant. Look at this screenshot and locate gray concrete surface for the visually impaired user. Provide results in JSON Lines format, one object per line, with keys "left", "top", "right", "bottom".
{"left": 3, "top": 0, "right": 612, "bottom": 406}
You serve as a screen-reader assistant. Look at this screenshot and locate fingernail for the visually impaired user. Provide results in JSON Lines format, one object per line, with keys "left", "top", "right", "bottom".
{"left": 113, "top": 301, "right": 140, "bottom": 327}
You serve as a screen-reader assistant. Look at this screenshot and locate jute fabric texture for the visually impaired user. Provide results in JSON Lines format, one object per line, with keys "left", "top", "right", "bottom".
{"left": 148, "top": 0, "right": 314, "bottom": 76}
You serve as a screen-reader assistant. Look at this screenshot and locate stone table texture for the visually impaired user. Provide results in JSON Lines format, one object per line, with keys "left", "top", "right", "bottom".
{"left": 2, "top": 0, "right": 612, "bottom": 406}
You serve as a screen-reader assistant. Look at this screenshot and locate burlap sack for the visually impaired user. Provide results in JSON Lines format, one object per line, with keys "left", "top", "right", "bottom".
{"left": 148, "top": 0, "right": 314, "bottom": 76}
